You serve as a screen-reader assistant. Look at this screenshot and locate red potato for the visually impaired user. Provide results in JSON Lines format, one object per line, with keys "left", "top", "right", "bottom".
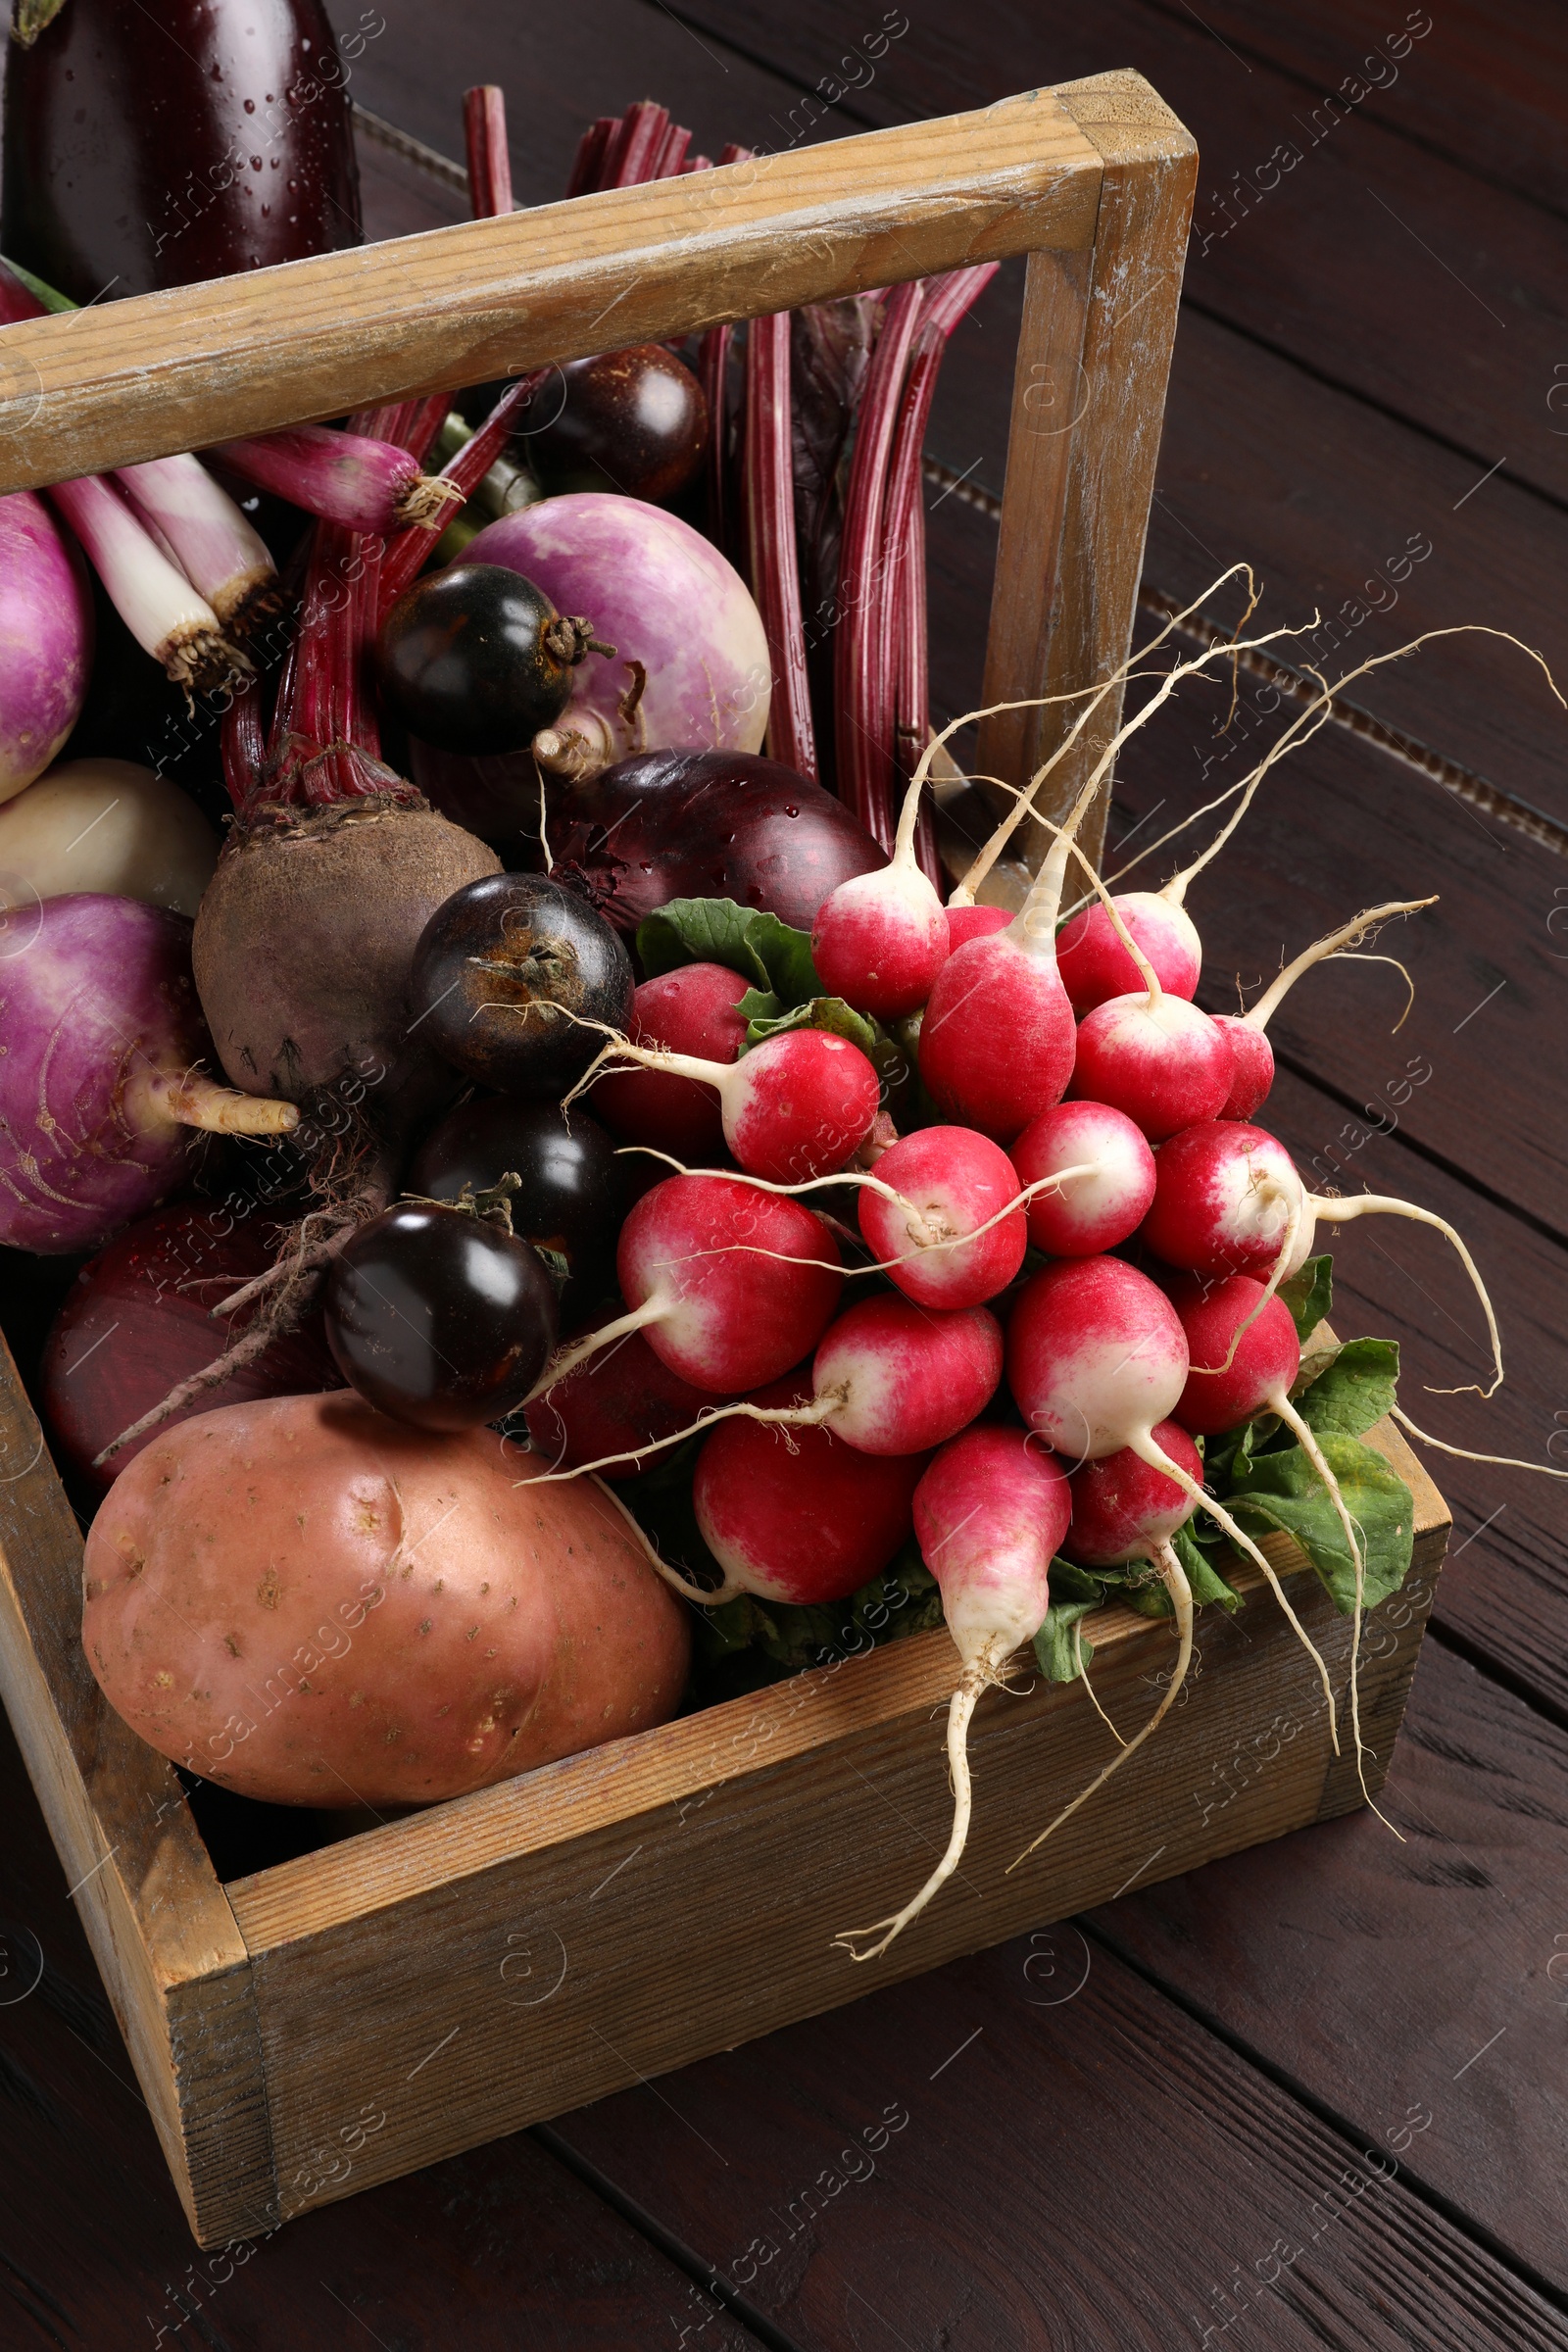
{"left": 82, "top": 1392, "right": 690, "bottom": 1808}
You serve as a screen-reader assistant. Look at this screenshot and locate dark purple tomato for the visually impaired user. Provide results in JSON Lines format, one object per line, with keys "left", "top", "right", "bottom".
{"left": 380, "top": 564, "right": 606, "bottom": 760}
{"left": 525, "top": 346, "right": 709, "bottom": 504}
{"left": 409, "top": 871, "right": 633, "bottom": 1097}
{"left": 407, "top": 1097, "right": 621, "bottom": 1308}
{"left": 324, "top": 1201, "right": 558, "bottom": 1432}
{"left": 2, "top": 0, "right": 361, "bottom": 302}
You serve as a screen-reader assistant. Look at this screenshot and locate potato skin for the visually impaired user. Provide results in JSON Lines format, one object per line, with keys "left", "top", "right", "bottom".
{"left": 81, "top": 1392, "right": 690, "bottom": 1807}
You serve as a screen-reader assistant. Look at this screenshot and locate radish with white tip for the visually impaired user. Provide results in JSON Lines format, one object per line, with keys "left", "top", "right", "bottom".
{"left": 1212, "top": 897, "right": 1435, "bottom": 1121}
{"left": 1009, "top": 1101, "right": 1157, "bottom": 1256}
{"left": 837, "top": 1426, "right": 1070, "bottom": 1963}
{"left": 572, "top": 1023, "right": 881, "bottom": 1182}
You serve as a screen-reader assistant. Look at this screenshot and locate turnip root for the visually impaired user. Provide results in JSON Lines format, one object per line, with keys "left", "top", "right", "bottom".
{"left": 837, "top": 1427, "right": 1069, "bottom": 1962}
{"left": 0, "top": 894, "right": 297, "bottom": 1254}
{"left": 82, "top": 1392, "right": 691, "bottom": 1808}
{"left": 0, "top": 758, "right": 217, "bottom": 915}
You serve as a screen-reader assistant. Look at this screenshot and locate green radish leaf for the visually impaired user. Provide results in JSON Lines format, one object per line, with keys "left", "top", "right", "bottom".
{"left": 1227, "top": 1434, "right": 1415, "bottom": 1614}
{"left": 735, "top": 986, "right": 782, "bottom": 1026}
{"left": 1172, "top": 1520, "right": 1245, "bottom": 1611}
{"left": 1293, "top": 1337, "right": 1400, "bottom": 1439}
{"left": 1278, "top": 1252, "right": 1334, "bottom": 1343}
{"left": 635, "top": 898, "right": 822, "bottom": 1005}
{"left": 743, "top": 995, "right": 881, "bottom": 1058}
{"left": 1033, "top": 1559, "right": 1106, "bottom": 1682}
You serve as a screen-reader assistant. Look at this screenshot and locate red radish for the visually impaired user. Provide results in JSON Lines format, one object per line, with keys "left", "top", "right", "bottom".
{"left": 856, "top": 1127, "right": 1027, "bottom": 1307}
{"left": 811, "top": 856, "right": 949, "bottom": 1021}
{"left": 1056, "top": 892, "right": 1201, "bottom": 1012}
{"left": 1005, "top": 1253, "right": 1340, "bottom": 1734}
{"left": 1007, "top": 1425, "right": 1198, "bottom": 1876}
{"left": 1144, "top": 1120, "right": 1504, "bottom": 1395}
{"left": 1066, "top": 1420, "right": 1201, "bottom": 1566}
{"left": 1009, "top": 1101, "right": 1156, "bottom": 1257}
{"left": 523, "top": 1312, "right": 736, "bottom": 1482}
{"left": 528, "top": 1293, "right": 1002, "bottom": 1482}
{"left": 573, "top": 1024, "right": 880, "bottom": 1183}
{"left": 589, "top": 962, "right": 753, "bottom": 1163}
{"left": 1170, "top": 1272, "right": 1376, "bottom": 1795}
{"left": 1212, "top": 896, "right": 1435, "bottom": 1120}
{"left": 837, "top": 1427, "right": 1069, "bottom": 1962}
{"left": 809, "top": 1297, "right": 1003, "bottom": 1453}
{"left": 946, "top": 905, "right": 1010, "bottom": 951}
{"left": 1070, "top": 986, "right": 1235, "bottom": 1142}
{"left": 692, "top": 1379, "right": 928, "bottom": 1605}
{"left": 532, "top": 1173, "right": 842, "bottom": 1399}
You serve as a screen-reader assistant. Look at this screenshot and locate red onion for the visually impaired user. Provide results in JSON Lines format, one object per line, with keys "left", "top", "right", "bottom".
{"left": 464, "top": 496, "right": 771, "bottom": 782}
{"left": 546, "top": 749, "right": 884, "bottom": 934}
{"left": 212, "top": 424, "right": 464, "bottom": 537}
{"left": 0, "top": 893, "right": 297, "bottom": 1254}
{"left": 46, "top": 473, "right": 240, "bottom": 698}
{"left": 0, "top": 490, "right": 92, "bottom": 802}
{"left": 40, "top": 1200, "right": 343, "bottom": 1491}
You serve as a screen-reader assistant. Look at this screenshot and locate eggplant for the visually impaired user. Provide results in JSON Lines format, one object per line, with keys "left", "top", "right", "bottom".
{"left": 3, "top": 0, "right": 362, "bottom": 303}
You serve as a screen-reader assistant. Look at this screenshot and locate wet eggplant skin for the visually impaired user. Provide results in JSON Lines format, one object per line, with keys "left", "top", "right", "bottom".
{"left": 2, "top": 0, "right": 363, "bottom": 301}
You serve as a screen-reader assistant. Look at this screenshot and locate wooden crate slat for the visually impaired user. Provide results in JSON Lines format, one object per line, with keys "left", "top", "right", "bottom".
{"left": 0, "top": 87, "right": 1103, "bottom": 493}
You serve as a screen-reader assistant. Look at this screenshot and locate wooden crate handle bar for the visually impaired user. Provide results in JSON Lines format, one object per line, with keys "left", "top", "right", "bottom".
{"left": 0, "top": 86, "right": 1104, "bottom": 492}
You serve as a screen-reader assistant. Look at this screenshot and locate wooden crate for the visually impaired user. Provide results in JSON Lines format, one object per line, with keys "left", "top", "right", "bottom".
{"left": 0, "top": 74, "right": 1449, "bottom": 2246}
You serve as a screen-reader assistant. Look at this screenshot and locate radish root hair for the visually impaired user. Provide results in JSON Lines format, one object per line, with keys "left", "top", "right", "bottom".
{"left": 1389, "top": 1404, "right": 1568, "bottom": 1480}
{"left": 1006, "top": 1539, "right": 1193, "bottom": 1872}
{"left": 1129, "top": 1430, "right": 1340, "bottom": 1752}
{"left": 1313, "top": 1193, "right": 1503, "bottom": 1398}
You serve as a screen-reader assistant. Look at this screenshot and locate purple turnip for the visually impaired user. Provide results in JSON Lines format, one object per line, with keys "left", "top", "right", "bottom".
{"left": 0, "top": 490, "right": 92, "bottom": 804}
{"left": 0, "top": 893, "right": 297, "bottom": 1255}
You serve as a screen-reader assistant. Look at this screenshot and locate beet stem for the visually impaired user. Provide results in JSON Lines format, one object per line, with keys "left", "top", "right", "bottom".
{"left": 744, "top": 311, "right": 816, "bottom": 781}
{"left": 833, "top": 282, "right": 923, "bottom": 848}
{"left": 464, "top": 84, "right": 514, "bottom": 218}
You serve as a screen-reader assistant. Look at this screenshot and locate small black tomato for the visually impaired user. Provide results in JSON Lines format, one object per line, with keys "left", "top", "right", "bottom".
{"left": 324, "top": 1199, "right": 559, "bottom": 1432}
{"left": 377, "top": 563, "right": 608, "bottom": 758}
{"left": 526, "top": 345, "right": 709, "bottom": 504}
{"left": 409, "top": 872, "right": 634, "bottom": 1097}
{"left": 406, "top": 1096, "right": 622, "bottom": 1310}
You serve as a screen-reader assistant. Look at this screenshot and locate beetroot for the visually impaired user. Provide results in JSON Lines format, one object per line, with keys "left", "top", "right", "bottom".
{"left": 41, "top": 1201, "right": 343, "bottom": 1489}
{"left": 546, "top": 749, "right": 884, "bottom": 935}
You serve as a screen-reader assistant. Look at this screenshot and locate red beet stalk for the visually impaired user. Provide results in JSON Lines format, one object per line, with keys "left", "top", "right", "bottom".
{"left": 743, "top": 310, "right": 815, "bottom": 781}
{"left": 832, "top": 281, "right": 923, "bottom": 849}
{"left": 880, "top": 265, "right": 999, "bottom": 885}
{"left": 377, "top": 372, "right": 548, "bottom": 613}
{"left": 464, "top": 84, "right": 514, "bottom": 218}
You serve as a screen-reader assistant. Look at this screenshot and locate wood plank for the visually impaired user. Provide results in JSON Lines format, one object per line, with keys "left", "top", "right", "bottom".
{"left": 0, "top": 1330, "right": 272, "bottom": 2246}
{"left": 1252, "top": 1064, "right": 1568, "bottom": 1724}
{"left": 1172, "top": 0, "right": 1568, "bottom": 220}
{"left": 1095, "top": 1637, "right": 1568, "bottom": 2300}
{"left": 975, "top": 76, "right": 1195, "bottom": 867}
{"left": 547, "top": 1884, "right": 1567, "bottom": 2347}
{"left": 671, "top": 0, "right": 1568, "bottom": 506}
{"left": 222, "top": 1506, "right": 1437, "bottom": 2229}
{"left": 0, "top": 1708, "right": 773, "bottom": 2347}
{"left": 0, "top": 91, "right": 1103, "bottom": 490}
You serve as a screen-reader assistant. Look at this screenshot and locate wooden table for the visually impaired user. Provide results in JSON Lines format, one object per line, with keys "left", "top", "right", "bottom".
{"left": 3, "top": 4, "right": 1567, "bottom": 2342}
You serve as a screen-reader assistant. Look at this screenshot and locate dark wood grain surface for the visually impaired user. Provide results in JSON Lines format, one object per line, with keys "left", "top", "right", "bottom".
{"left": 3, "top": 2, "right": 1566, "bottom": 2343}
